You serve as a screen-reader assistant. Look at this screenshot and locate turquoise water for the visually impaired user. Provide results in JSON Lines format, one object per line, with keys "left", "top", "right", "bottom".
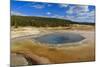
{"left": 35, "top": 33, "right": 85, "bottom": 44}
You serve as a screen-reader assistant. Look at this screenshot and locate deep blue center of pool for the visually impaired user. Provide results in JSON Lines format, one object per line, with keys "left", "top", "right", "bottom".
{"left": 34, "top": 33, "right": 85, "bottom": 44}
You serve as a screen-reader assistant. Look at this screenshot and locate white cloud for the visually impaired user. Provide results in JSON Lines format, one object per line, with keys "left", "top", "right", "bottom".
{"left": 66, "top": 10, "right": 95, "bottom": 22}
{"left": 76, "top": 10, "right": 95, "bottom": 22}
{"left": 59, "top": 4, "right": 68, "bottom": 8}
{"left": 65, "top": 5, "right": 95, "bottom": 22}
{"left": 30, "top": 4, "right": 45, "bottom": 9}
{"left": 46, "top": 12, "right": 51, "bottom": 15}
{"left": 11, "top": 11, "right": 26, "bottom": 16}
{"left": 46, "top": 14, "right": 65, "bottom": 19}
{"left": 66, "top": 5, "right": 89, "bottom": 14}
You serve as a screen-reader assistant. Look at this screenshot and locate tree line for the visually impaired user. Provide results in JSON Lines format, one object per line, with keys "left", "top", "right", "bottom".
{"left": 11, "top": 15, "right": 95, "bottom": 28}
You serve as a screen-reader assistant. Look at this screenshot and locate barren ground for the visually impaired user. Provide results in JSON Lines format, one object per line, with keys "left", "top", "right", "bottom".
{"left": 11, "top": 25, "right": 95, "bottom": 66}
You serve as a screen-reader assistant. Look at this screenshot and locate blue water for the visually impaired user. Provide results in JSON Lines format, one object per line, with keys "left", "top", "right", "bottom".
{"left": 35, "top": 33, "right": 85, "bottom": 44}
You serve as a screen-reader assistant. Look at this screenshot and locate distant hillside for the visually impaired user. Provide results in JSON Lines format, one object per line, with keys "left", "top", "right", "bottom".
{"left": 11, "top": 15, "right": 95, "bottom": 27}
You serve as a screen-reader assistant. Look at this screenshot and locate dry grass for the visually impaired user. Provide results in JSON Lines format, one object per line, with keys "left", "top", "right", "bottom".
{"left": 71, "top": 24, "right": 95, "bottom": 31}
{"left": 11, "top": 39, "right": 95, "bottom": 64}
{"left": 39, "top": 24, "right": 95, "bottom": 31}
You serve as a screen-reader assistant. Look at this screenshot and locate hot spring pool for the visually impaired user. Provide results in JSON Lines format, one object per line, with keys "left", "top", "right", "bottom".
{"left": 34, "top": 33, "right": 85, "bottom": 44}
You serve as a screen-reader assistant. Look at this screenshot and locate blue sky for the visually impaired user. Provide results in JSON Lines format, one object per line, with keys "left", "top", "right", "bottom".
{"left": 11, "top": 0, "right": 95, "bottom": 23}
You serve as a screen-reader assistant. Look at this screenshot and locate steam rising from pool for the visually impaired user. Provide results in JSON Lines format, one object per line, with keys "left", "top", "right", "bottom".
{"left": 34, "top": 33, "right": 85, "bottom": 44}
